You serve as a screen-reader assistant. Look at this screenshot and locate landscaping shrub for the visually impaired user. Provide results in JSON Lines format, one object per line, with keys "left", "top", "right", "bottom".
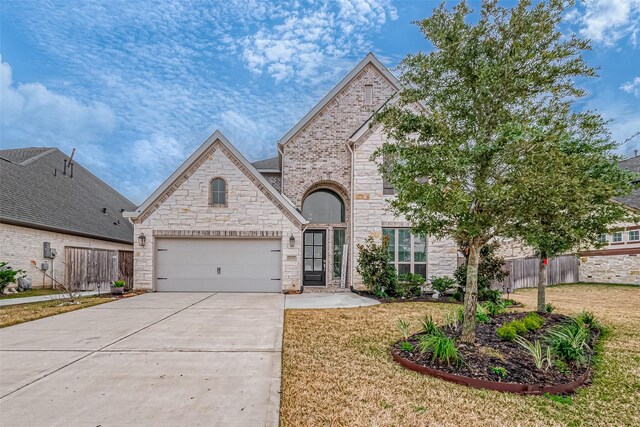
{"left": 547, "top": 320, "right": 590, "bottom": 365}
{"left": 397, "top": 273, "right": 424, "bottom": 298}
{"left": 496, "top": 324, "right": 517, "bottom": 341}
{"left": 490, "top": 366, "right": 507, "bottom": 379}
{"left": 483, "top": 300, "right": 507, "bottom": 316}
{"left": 454, "top": 242, "right": 509, "bottom": 302}
{"left": 111, "top": 280, "right": 125, "bottom": 288}
{"left": 574, "top": 311, "right": 601, "bottom": 331}
{"left": 430, "top": 276, "right": 455, "bottom": 294}
{"left": 544, "top": 302, "right": 555, "bottom": 313}
{"left": 419, "top": 315, "right": 441, "bottom": 336}
{"left": 476, "top": 304, "right": 491, "bottom": 324}
{"left": 418, "top": 334, "right": 460, "bottom": 366}
{"left": 356, "top": 236, "right": 397, "bottom": 297}
{"left": 523, "top": 313, "right": 544, "bottom": 331}
{"left": 399, "top": 341, "right": 415, "bottom": 352}
{"left": 510, "top": 320, "right": 528, "bottom": 335}
{"left": 0, "top": 262, "right": 26, "bottom": 294}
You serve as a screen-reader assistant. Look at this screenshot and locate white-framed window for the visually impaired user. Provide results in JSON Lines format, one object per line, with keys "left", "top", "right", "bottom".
{"left": 629, "top": 230, "right": 639, "bottom": 242}
{"left": 209, "top": 177, "right": 227, "bottom": 206}
{"left": 612, "top": 231, "right": 623, "bottom": 243}
{"left": 597, "top": 234, "right": 608, "bottom": 243}
{"left": 382, "top": 228, "right": 427, "bottom": 278}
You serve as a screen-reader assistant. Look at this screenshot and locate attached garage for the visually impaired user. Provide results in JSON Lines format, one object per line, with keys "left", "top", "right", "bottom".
{"left": 155, "top": 238, "right": 282, "bottom": 292}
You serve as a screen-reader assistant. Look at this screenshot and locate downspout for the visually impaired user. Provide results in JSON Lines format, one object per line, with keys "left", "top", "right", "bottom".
{"left": 346, "top": 140, "right": 355, "bottom": 291}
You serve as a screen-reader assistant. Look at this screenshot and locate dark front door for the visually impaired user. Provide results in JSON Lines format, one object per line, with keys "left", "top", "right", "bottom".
{"left": 303, "top": 230, "right": 326, "bottom": 286}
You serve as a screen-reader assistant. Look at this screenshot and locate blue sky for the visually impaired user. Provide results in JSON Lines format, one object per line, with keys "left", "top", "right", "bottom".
{"left": 1, "top": 0, "right": 639, "bottom": 204}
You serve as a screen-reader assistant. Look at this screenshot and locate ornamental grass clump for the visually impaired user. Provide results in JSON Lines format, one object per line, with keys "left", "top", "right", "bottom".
{"left": 419, "top": 315, "right": 441, "bottom": 336}
{"left": 547, "top": 320, "right": 590, "bottom": 366}
{"left": 418, "top": 334, "right": 460, "bottom": 366}
{"left": 514, "top": 336, "right": 553, "bottom": 371}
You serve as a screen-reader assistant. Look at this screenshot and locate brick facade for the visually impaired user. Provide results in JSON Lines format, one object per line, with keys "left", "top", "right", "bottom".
{"left": 132, "top": 141, "right": 302, "bottom": 292}
{"left": 0, "top": 223, "right": 132, "bottom": 288}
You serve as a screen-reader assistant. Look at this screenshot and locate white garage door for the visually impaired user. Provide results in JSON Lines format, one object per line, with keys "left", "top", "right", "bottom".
{"left": 155, "top": 238, "right": 282, "bottom": 292}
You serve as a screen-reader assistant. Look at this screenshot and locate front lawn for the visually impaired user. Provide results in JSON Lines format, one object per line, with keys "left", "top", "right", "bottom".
{"left": 281, "top": 284, "right": 640, "bottom": 426}
{"left": 0, "top": 297, "right": 112, "bottom": 327}
{"left": 0, "top": 288, "right": 62, "bottom": 300}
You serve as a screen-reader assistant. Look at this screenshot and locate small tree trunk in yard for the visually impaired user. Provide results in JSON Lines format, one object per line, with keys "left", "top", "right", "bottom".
{"left": 537, "top": 256, "right": 547, "bottom": 313}
{"left": 461, "top": 241, "right": 481, "bottom": 344}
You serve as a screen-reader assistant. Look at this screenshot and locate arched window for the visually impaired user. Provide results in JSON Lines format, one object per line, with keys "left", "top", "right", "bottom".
{"left": 210, "top": 178, "right": 226, "bottom": 206}
{"left": 302, "top": 190, "right": 345, "bottom": 223}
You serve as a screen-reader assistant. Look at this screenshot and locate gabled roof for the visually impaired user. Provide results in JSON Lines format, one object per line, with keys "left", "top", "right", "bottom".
{"left": 616, "top": 154, "right": 640, "bottom": 210}
{"left": 0, "top": 147, "right": 136, "bottom": 243}
{"left": 277, "top": 52, "right": 401, "bottom": 147}
{"left": 126, "top": 130, "right": 307, "bottom": 226}
{"left": 251, "top": 156, "right": 280, "bottom": 173}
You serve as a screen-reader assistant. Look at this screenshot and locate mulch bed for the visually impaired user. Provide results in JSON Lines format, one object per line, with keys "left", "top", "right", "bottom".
{"left": 353, "top": 290, "right": 523, "bottom": 308}
{"left": 393, "top": 312, "right": 599, "bottom": 388}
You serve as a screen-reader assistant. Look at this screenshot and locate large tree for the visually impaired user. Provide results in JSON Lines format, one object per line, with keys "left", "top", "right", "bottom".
{"left": 510, "top": 127, "right": 636, "bottom": 312}
{"left": 373, "top": 0, "right": 633, "bottom": 342}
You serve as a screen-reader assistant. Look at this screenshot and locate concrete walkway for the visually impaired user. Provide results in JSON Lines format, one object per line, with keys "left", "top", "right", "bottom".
{"left": 285, "top": 292, "right": 379, "bottom": 309}
{"left": 0, "top": 290, "right": 102, "bottom": 307}
{"left": 0, "top": 292, "right": 284, "bottom": 426}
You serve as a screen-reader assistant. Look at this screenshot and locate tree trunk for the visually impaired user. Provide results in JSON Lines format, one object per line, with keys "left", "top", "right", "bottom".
{"left": 461, "top": 241, "right": 481, "bottom": 344}
{"left": 537, "top": 256, "right": 547, "bottom": 313}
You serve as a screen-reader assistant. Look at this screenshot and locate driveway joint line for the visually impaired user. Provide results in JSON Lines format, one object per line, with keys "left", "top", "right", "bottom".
{"left": 0, "top": 293, "right": 217, "bottom": 401}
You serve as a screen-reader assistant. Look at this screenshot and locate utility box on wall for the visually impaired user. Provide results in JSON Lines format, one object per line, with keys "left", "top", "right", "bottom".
{"left": 43, "top": 242, "right": 57, "bottom": 259}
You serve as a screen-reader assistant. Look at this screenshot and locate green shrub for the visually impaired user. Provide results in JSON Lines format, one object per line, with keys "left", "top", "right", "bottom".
{"left": 400, "top": 341, "right": 415, "bottom": 352}
{"left": 573, "top": 311, "right": 600, "bottom": 331}
{"left": 419, "top": 315, "right": 441, "bottom": 336}
{"left": 544, "top": 303, "right": 555, "bottom": 313}
{"left": 547, "top": 320, "right": 590, "bottom": 365}
{"left": 356, "top": 236, "right": 398, "bottom": 297}
{"left": 396, "top": 319, "right": 411, "bottom": 340}
{"left": 111, "top": 280, "right": 126, "bottom": 288}
{"left": 397, "top": 273, "right": 425, "bottom": 297}
{"left": 418, "top": 334, "right": 460, "bottom": 366}
{"left": 430, "top": 276, "right": 455, "bottom": 294}
{"left": 476, "top": 304, "right": 491, "bottom": 323}
{"left": 523, "top": 313, "right": 544, "bottom": 331}
{"left": 490, "top": 366, "right": 507, "bottom": 379}
{"left": 496, "top": 324, "right": 517, "bottom": 341}
{"left": 510, "top": 320, "right": 528, "bottom": 335}
{"left": 483, "top": 300, "right": 507, "bottom": 317}
{"left": 0, "top": 262, "right": 26, "bottom": 293}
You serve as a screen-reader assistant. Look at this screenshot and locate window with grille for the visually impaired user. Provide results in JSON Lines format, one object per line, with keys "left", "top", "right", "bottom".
{"left": 210, "top": 178, "right": 226, "bottom": 206}
{"left": 382, "top": 228, "right": 427, "bottom": 278}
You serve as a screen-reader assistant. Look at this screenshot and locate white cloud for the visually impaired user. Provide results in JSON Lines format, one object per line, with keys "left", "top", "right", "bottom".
{"left": 620, "top": 76, "right": 640, "bottom": 96}
{"left": 241, "top": 0, "right": 397, "bottom": 82}
{"left": 571, "top": 0, "right": 640, "bottom": 46}
{"left": 0, "top": 57, "right": 115, "bottom": 153}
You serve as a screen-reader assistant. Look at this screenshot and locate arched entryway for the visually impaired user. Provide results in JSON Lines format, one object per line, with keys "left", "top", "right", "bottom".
{"left": 301, "top": 185, "right": 349, "bottom": 287}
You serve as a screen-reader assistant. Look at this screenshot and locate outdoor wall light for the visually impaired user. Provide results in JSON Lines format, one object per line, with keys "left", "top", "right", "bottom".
{"left": 289, "top": 233, "right": 295, "bottom": 248}
{"left": 138, "top": 233, "right": 146, "bottom": 247}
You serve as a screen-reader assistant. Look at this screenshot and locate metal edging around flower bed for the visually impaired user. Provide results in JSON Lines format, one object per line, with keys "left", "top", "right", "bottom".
{"left": 391, "top": 349, "right": 593, "bottom": 395}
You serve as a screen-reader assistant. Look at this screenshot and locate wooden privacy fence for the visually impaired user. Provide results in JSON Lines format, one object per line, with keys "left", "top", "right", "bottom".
{"left": 65, "top": 247, "right": 134, "bottom": 291}
{"left": 492, "top": 255, "right": 580, "bottom": 290}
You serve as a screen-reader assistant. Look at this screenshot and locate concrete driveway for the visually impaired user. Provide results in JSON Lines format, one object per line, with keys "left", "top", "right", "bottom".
{"left": 0, "top": 292, "right": 284, "bottom": 426}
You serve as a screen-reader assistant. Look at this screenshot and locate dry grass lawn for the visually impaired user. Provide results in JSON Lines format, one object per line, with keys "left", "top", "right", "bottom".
{"left": 0, "top": 297, "right": 111, "bottom": 328}
{"left": 0, "top": 288, "right": 62, "bottom": 300}
{"left": 281, "top": 284, "right": 640, "bottom": 426}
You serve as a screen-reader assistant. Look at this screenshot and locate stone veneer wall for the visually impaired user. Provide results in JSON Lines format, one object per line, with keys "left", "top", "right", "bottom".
{"left": 281, "top": 64, "right": 397, "bottom": 208}
{"left": 0, "top": 223, "right": 132, "bottom": 288}
{"left": 351, "top": 125, "right": 458, "bottom": 289}
{"left": 132, "top": 142, "right": 302, "bottom": 292}
{"left": 579, "top": 254, "right": 639, "bottom": 284}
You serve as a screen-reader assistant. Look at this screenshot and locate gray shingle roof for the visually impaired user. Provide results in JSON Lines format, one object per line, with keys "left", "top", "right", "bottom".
{"left": 617, "top": 155, "right": 640, "bottom": 210}
{"left": 251, "top": 156, "right": 280, "bottom": 171}
{"left": 0, "top": 147, "right": 136, "bottom": 243}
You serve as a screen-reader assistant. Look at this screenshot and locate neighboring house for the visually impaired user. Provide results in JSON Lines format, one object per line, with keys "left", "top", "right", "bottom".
{"left": 578, "top": 154, "right": 640, "bottom": 284}
{"left": 0, "top": 147, "right": 136, "bottom": 289}
{"left": 126, "top": 53, "right": 459, "bottom": 293}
